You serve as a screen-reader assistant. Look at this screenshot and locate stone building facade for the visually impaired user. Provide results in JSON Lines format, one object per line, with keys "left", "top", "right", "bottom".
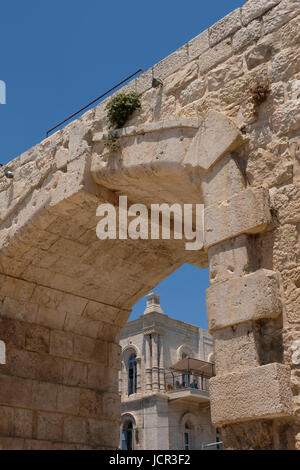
{"left": 120, "top": 293, "right": 217, "bottom": 450}
{"left": 0, "top": 0, "right": 299, "bottom": 450}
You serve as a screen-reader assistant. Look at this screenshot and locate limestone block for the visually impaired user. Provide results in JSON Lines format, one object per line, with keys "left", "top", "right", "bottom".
{"left": 164, "top": 61, "right": 198, "bottom": 95}
{"left": 199, "top": 39, "right": 232, "bottom": 74}
{"left": 136, "top": 69, "right": 153, "bottom": 95}
{"left": 25, "top": 324, "right": 50, "bottom": 354}
{"left": 272, "top": 49, "right": 300, "bottom": 82}
{"left": 32, "top": 381, "right": 58, "bottom": 411}
{"left": 241, "top": 0, "right": 281, "bottom": 26}
{"left": 210, "top": 363, "right": 294, "bottom": 426}
{"left": 204, "top": 187, "right": 273, "bottom": 249}
{"left": 50, "top": 330, "right": 74, "bottom": 358}
{"left": 263, "top": 0, "right": 300, "bottom": 34}
{"left": 213, "top": 322, "right": 261, "bottom": 374}
{"left": 14, "top": 409, "right": 33, "bottom": 439}
{"left": 37, "top": 412, "right": 63, "bottom": 441}
{"left": 0, "top": 406, "right": 14, "bottom": 436}
{"left": 209, "top": 9, "right": 241, "bottom": 47}
{"left": 153, "top": 45, "right": 188, "bottom": 81}
{"left": 201, "top": 154, "right": 246, "bottom": 206}
{"left": 178, "top": 77, "right": 206, "bottom": 107}
{"left": 63, "top": 360, "right": 88, "bottom": 387}
{"left": 270, "top": 184, "right": 300, "bottom": 223}
{"left": 63, "top": 416, "right": 88, "bottom": 444}
{"left": 0, "top": 374, "right": 33, "bottom": 408}
{"left": 183, "top": 110, "right": 243, "bottom": 171}
{"left": 208, "top": 235, "right": 251, "bottom": 284}
{"left": 272, "top": 100, "right": 300, "bottom": 136}
{"left": 57, "top": 386, "right": 80, "bottom": 414}
{"left": 281, "top": 15, "right": 300, "bottom": 48}
{"left": 207, "top": 56, "right": 244, "bottom": 92}
{"left": 207, "top": 269, "right": 281, "bottom": 331}
{"left": 245, "top": 44, "right": 272, "bottom": 70}
{"left": 232, "top": 20, "right": 261, "bottom": 53}
{"left": 79, "top": 389, "right": 103, "bottom": 418}
{"left": 188, "top": 30, "right": 209, "bottom": 61}
{"left": 246, "top": 148, "right": 293, "bottom": 188}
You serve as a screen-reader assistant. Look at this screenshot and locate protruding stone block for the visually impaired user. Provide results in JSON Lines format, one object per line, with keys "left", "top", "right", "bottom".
{"left": 210, "top": 363, "right": 294, "bottom": 426}
{"left": 207, "top": 269, "right": 281, "bottom": 331}
{"left": 204, "top": 187, "right": 273, "bottom": 249}
{"left": 184, "top": 110, "right": 243, "bottom": 171}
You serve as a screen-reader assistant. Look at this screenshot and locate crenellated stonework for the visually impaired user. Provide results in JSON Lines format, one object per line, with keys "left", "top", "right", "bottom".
{"left": 0, "top": 0, "right": 299, "bottom": 449}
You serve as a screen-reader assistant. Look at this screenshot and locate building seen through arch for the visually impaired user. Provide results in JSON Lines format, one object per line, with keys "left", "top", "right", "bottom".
{"left": 119, "top": 292, "right": 218, "bottom": 450}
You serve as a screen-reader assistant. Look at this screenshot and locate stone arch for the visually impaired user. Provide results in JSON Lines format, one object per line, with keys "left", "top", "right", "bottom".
{"left": 176, "top": 344, "right": 194, "bottom": 361}
{"left": 180, "top": 412, "right": 198, "bottom": 432}
{"left": 121, "top": 344, "right": 141, "bottom": 397}
{"left": 180, "top": 412, "right": 198, "bottom": 450}
{"left": 120, "top": 413, "right": 137, "bottom": 450}
{"left": 122, "top": 343, "right": 141, "bottom": 361}
{"left": 207, "top": 352, "right": 215, "bottom": 364}
{"left": 0, "top": 0, "right": 299, "bottom": 450}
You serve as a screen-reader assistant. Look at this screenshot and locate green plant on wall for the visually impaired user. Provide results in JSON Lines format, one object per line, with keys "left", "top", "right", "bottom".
{"left": 105, "top": 92, "right": 141, "bottom": 129}
{"left": 103, "top": 132, "right": 120, "bottom": 151}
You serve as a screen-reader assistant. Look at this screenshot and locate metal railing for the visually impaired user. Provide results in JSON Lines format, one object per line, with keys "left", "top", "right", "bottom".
{"left": 46, "top": 69, "right": 143, "bottom": 137}
{"left": 201, "top": 441, "right": 223, "bottom": 450}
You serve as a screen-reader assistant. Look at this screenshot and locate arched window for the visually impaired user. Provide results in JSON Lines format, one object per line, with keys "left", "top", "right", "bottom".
{"left": 180, "top": 413, "right": 197, "bottom": 450}
{"left": 128, "top": 352, "right": 137, "bottom": 396}
{"left": 184, "top": 422, "right": 193, "bottom": 450}
{"left": 121, "top": 421, "right": 134, "bottom": 450}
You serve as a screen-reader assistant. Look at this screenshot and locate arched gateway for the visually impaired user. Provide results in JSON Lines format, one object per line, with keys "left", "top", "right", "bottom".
{"left": 0, "top": 0, "right": 299, "bottom": 450}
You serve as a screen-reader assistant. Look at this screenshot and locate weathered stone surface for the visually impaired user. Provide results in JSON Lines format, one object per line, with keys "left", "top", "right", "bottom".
{"left": 208, "top": 235, "right": 252, "bottom": 284}
{"left": 199, "top": 39, "right": 232, "bottom": 74}
{"left": 245, "top": 44, "right": 272, "bottom": 70}
{"left": 272, "top": 49, "right": 300, "bottom": 82}
{"left": 184, "top": 110, "right": 243, "bottom": 171}
{"left": 209, "top": 9, "right": 242, "bottom": 47}
{"left": 153, "top": 45, "right": 189, "bottom": 81}
{"left": 188, "top": 30, "right": 209, "bottom": 61}
{"left": 241, "top": 0, "right": 281, "bottom": 26}
{"left": 210, "top": 363, "right": 294, "bottom": 426}
{"left": 272, "top": 100, "right": 300, "bottom": 135}
{"left": 213, "top": 322, "right": 261, "bottom": 374}
{"left": 207, "top": 269, "right": 281, "bottom": 331}
{"left": 164, "top": 61, "right": 198, "bottom": 95}
{"left": 207, "top": 56, "right": 244, "bottom": 92}
{"left": 202, "top": 154, "right": 246, "bottom": 206}
{"left": 270, "top": 184, "right": 300, "bottom": 223}
{"left": 204, "top": 188, "right": 273, "bottom": 248}
{"left": 232, "top": 20, "right": 261, "bottom": 53}
{"left": 263, "top": 0, "right": 300, "bottom": 34}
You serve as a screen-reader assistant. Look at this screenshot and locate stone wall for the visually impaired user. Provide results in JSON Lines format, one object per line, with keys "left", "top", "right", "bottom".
{"left": 0, "top": 0, "right": 299, "bottom": 449}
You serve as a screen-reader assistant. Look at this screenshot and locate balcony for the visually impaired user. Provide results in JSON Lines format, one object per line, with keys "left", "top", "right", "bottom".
{"left": 165, "top": 357, "right": 214, "bottom": 404}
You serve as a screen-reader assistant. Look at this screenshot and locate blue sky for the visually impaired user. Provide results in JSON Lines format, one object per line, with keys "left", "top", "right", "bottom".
{"left": 0, "top": 0, "right": 244, "bottom": 328}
